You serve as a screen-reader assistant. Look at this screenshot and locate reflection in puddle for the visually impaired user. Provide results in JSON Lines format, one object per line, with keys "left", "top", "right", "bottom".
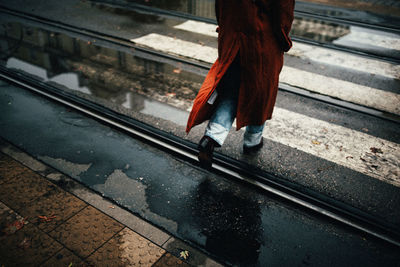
{"left": 114, "top": 0, "right": 399, "bottom": 59}
{"left": 7, "top": 58, "right": 91, "bottom": 94}
{"left": 1, "top": 21, "right": 202, "bottom": 127}
{"left": 128, "top": 0, "right": 400, "bottom": 26}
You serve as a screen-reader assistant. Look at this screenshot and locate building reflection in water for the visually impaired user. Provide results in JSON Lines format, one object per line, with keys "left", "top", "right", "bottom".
{"left": 0, "top": 21, "right": 203, "bottom": 127}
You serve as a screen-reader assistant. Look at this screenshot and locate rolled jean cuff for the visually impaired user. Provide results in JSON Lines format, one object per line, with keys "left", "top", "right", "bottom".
{"left": 243, "top": 125, "right": 264, "bottom": 147}
{"left": 205, "top": 122, "right": 229, "bottom": 146}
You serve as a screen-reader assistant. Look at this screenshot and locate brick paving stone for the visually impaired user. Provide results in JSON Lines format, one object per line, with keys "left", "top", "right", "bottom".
{"left": 42, "top": 248, "right": 87, "bottom": 267}
{"left": 0, "top": 201, "right": 27, "bottom": 237}
{"left": 0, "top": 219, "right": 62, "bottom": 266}
{"left": 0, "top": 166, "right": 58, "bottom": 212}
{"left": 20, "top": 187, "right": 87, "bottom": 233}
{"left": 86, "top": 227, "right": 165, "bottom": 266}
{"left": 0, "top": 153, "right": 28, "bottom": 184}
{"left": 50, "top": 205, "right": 124, "bottom": 258}
{"left": 153, "top": 253, "right": 191, "bottom": 267}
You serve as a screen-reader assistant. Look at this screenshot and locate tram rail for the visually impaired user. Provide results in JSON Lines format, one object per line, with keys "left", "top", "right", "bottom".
{"left": 91, "top": 0, "right": 400, "bottom": 34}
{"left": 0, "top": 6, "right": 399, "bottom": 125}
{"left": 87, "top": 0, "right": 400, "bottom": 63}
{"left": 1, "top": 65, "right": 399, "bottom": 248}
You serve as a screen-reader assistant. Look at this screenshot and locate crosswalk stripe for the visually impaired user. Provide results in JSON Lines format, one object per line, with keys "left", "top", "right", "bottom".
{"left": 280, "top": 66, "right": 400, "bottom": 116}
{"left": 268, "top": 108, "right": 400, "bottom": 187}
{"left": 174, "top": 20, "right": 218, "bottom": 38}
{"left": 291, "top": 42, "right": 400, "bottom": 80}
{"left": 132, "top": 33, "right": 400, "bottom": 115}
{"left": 333, "top": 26, "right": 400, "bottom": 51}
{"left": 172, "top": 20, "right": 400, "bottom": 80}
{"left": 132, "top": 33, "right": 217, "bottom": 63}
{"left": 132, "top": 32, "right": 400, "bottom": 187}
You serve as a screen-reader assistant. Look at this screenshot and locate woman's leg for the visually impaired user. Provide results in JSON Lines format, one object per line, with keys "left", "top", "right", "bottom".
{"left": 205, "top": 97, "right": 238, "bottom": 146}
{"left": 198, "top": 55, "right": 240, "bottom": 168}
{"left": 243, "top": 123, "right": 265, "bottom": 153}
{"left": 204, "top": 56, "right": 240, "bottom": 146}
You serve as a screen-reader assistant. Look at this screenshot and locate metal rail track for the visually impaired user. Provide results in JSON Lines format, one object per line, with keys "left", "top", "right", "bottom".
{"left": 1, "top": 66, "right": 399, "bottom": 248}
{"left": 91, "top": 0, "right": 400, "bottom": 34}
{"left": 0, "top": 6, "right": 399, "bottom": 125}
{"left": 88, "top": 0, "right": 400, "bottom": 64}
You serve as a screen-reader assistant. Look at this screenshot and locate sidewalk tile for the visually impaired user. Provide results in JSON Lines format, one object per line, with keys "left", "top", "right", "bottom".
{"left": 153, "top": 253, "right": 190, "bottom": 267}
{"left": 20, "top": 188, "right": 87, "bottom": 233}
{"left": 163, "top": 238, "right": 223, "bottom": 267}
{"left": 50, "top": 205, "right": 124, "bottom": 258}
{"left": 42, "top": 248, "right": 86, "bottom": 267}
{"left": 0, "top": 153, "right": 28, "bottom": 184}
{"left": 86, "top": 227, "right": 165, "bottom": 266}
{"left": 0, "top": 166, "right": 58, "bottom": 212}
{"left": 0, "top": 201, "right": 27, "bottom": 236}
{"left": 0, "top": 220, "right": 62, "bottom": 266}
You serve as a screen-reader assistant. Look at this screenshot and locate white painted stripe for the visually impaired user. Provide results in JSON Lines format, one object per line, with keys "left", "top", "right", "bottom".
{"left": 280, "top": 66, "right": 400, "bottom": 116}
{"left": 333, "top": 26, "right": 400, "bottom": 51}
{"left": 172, "top": 20, "right": 400, "bottom": 80}
{"left": 132, "top": 30, "right": 400, "bottom": 185}
{"left": 131, "top": 33, "right": 217, "bottom": 63}
{"left": 174, "top": 20, "right": 218, "bottom": 38}
{"left": 131, "top": 33, "right": 400, "bottom": 115}
{"left": 290, "top": 42, "right": 400, "bottom": 80}
{"left": 266, "top": 108, "right": 400, "bottom": 187}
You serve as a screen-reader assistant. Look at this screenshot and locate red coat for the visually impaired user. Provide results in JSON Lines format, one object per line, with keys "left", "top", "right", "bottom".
{"left": 186, "top": 0, "right": 295, "bottom": 133}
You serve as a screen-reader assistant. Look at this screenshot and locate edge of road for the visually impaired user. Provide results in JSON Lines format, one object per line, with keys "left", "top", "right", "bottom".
{"left": 0, "top": 136, "right": 225, "bottom": 266}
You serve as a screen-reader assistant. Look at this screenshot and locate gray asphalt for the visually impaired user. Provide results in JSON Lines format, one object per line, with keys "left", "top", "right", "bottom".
{"left": 1, "top": 81, "right": 399, "bottom": 266}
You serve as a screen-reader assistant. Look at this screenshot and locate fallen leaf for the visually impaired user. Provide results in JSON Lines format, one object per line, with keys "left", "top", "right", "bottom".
{"left": 173, "top": 68, "right": 181, "bottom": 74}
{"left": 68, "top": 263, "right": 73, "bottom": 267}
{"left": 311, "top": 140, "right": 321, "bottom": 145}
{"left": 180, "top": 250, "right": 189, "bottom": 260}
{"left": 4, "top": 218, "right": 27, "bottom": 235}
{"left": 38, "top": 213, "right": 56, "bottom": 222}
{"left": 370, "top": 147, "right": 383, "bottom": 154}
{"left": 109, "top": 206, "right": 115, "bottom": 209}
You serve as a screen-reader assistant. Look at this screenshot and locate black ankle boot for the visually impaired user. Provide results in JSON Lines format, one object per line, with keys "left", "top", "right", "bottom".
{"left": 243, "top": 138, "right": 264, "bottom": 154}
{"left": 198, "top": 136, "right": 217, "bottom": 169}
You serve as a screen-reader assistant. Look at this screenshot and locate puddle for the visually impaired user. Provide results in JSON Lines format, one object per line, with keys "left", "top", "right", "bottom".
{"left": 0, "top": 20, "right": 202, "bottom": 127}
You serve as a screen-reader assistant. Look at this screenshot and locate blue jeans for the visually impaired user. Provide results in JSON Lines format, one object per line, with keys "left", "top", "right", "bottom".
{"left": 205, "top": 56, "right": 265, "bottom": 147}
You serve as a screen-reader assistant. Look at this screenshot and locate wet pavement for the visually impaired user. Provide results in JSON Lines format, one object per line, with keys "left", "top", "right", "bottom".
{"left": 0, "top": 147, "right": 192, "bottom": 266}
{"left": 0, "top": 6, "right": 399, "bottom": 228}
{"left": 0, "top": 0, "right": 400, "bottom": 265}
{"left": 1, "top": 80, "right": 399, "bottom": 266}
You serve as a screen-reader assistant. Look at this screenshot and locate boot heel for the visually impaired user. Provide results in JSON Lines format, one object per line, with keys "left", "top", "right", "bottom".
{"left": 198, "top": 136, "right": 216, "bottom": 169}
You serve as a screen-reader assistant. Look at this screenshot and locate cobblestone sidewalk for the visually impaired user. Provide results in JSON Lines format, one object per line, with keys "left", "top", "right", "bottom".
{"left": 0, "top": 143, "right": 222, "bottom": 267}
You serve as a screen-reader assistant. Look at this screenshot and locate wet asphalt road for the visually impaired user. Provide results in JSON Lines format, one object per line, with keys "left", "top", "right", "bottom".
{"left": 0, "top": 10, "right": 399, "bottom": 231}
{"left": 1, "top": 80, "right": 399, "bottom": 266}
{"left": 0, "top": 0, "right": 399, "bottom": 265}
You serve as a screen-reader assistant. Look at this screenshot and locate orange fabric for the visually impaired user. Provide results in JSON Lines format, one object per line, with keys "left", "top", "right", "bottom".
{"left": 186, "top": 0, "right": 295, "bottom": 133}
